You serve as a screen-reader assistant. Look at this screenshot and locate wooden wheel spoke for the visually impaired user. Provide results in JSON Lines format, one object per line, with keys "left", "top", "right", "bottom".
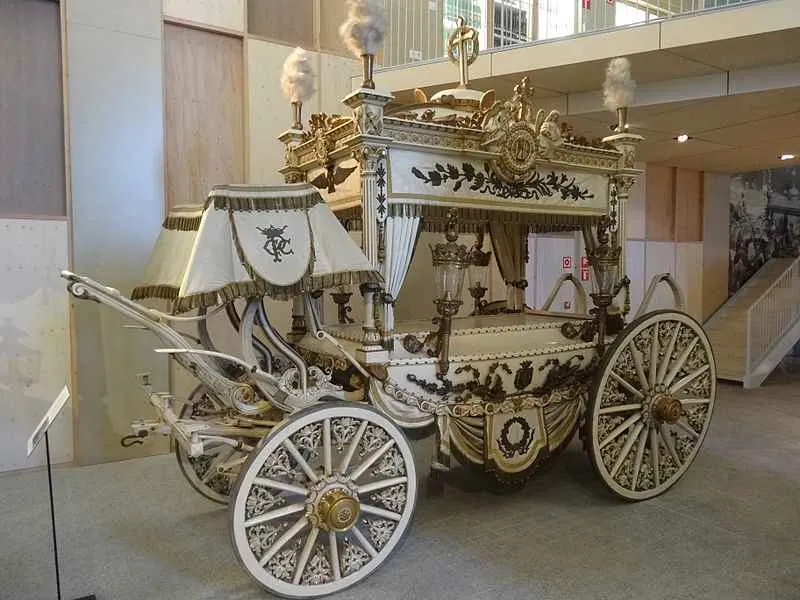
{"left": 649, "top": 426, "right": 661, "bottom": 486}
{"left": 629, "top": 341, "right": 649, "bottom": 392}
{"left": 258, "top": 516, "right": 308, "bottom": 567}
{"left": 657, "top": 322, "right": 681, "bottom": 385}
{"left": 659, "top": 424, "right": 681, "bottom": 467}
{"left": 351, "top": 526, "right": 378, "bottom": 559}
{"left": 323, "top": 418, "right": 332, "bottom": 477}
{"left": 244, "top": 502, "right": 306, "bottom": 528}
{"left": 283, "top": 438, "right": 319, "bottom": 483}
{"left": 599, "top": 413, "right": 641, "bottom": 450}
{"left": 609, "top": 371, "right": 645, "bottom": 399}
{"left": 252, "top": 477, "right": 309, "bottom": 497}
{"left": 675, "top": 418, "right": 700, "bottom": 440}
{"left": 329, "top": 530, "right": 341, "bottom": 581}
{"left": 610, "top": 422, "right": 644, "bottom": 478}
{"left": 350, "top": 440, "right": 395, "bottom": 482}
{"left": 292, "top": 527, "right": 320, "bottom": 584}
{"left": 669, "top": 364, "right": 710, "bottom": 396}
{"left": 663, "top": 338, "right": 699, "bottom": 388}
{"left": 598, "top": 402, "right": 642, "bottom": 415}
{"left": 678, "top": 397, "right": 711, "bottom": 405}
{"left": 630, "top": 425, "right": 649, "bottom": 490}
{"left": 360, "top": 503, "right": 402, "bottom": 521}
{"left": 648, "top": 324, "right": 659, "bottom": 389}
{"left": 339, "top": 420, "right": 368, "bottom": 474}
{"left": 357, "top": 476, "right": 408, "bottom": 494}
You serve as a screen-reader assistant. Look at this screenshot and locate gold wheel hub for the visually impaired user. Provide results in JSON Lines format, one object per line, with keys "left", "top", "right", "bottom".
{"left": 652, "top": 395, "right": 682, "bottom": 424}
{"left": 317, "top": 488, "right": 360, "bottom": 532}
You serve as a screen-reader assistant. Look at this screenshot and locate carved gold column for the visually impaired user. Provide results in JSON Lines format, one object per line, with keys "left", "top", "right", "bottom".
{"left": 342, "top": 88, "right": 394, "bottom": 269}
{"left": 343, "top": 87, "right": 393, "bottom": 361}
{"left": 278, "top": 127, "right": 307, "bottom": 184}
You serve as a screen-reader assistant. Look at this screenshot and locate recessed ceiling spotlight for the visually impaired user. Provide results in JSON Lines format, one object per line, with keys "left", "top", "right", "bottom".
{"left": 779, "top": 153, "right": 796, "bottom": 161}
{"left": 676, "top": 134, "right": 690, "bottom": 143}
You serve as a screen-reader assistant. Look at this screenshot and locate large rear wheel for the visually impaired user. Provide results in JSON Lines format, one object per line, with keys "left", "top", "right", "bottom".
{"left": 586, "top": 310, "right": 716, "bottom": 501}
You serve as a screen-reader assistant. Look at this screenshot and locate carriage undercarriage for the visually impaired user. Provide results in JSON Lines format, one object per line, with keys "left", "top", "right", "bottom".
{"left": 62, "top": 15, "right": 717, "bottom": 598}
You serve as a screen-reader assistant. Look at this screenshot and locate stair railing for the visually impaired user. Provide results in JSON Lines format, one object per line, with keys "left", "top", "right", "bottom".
{"left": 745, "top": 256, "right": 800, "bottom": 376}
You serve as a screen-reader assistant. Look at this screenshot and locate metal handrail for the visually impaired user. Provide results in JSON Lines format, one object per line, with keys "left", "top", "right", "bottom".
{"left": 541, "top": 273, "right": 589, "bottom": 315}
{"left": 745, "top": 256, "right": 800, "bottom": 374}
{"left": 634, "top": 273, "right": 685, "bottom": 319}
{"left": 378, "top": 0, "right": 769, "bottom": 69}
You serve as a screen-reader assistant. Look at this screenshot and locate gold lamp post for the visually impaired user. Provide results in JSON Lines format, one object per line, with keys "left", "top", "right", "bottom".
{"left": 430, "top": 210, "right": 469, "bottom": 376}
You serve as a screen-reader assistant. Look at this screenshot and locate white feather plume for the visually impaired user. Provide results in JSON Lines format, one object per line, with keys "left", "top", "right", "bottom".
{"left": 339, "top": 0, "right": 387, "bottom": 57}
{"left": 603, "top": 57, "right": 636, "bottom": 112}
{"left": 280, "top": 47, "right": 315, "bottom": 104}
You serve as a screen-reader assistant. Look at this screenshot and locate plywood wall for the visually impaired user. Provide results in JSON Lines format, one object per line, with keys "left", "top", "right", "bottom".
{"left": 0, "top": 0, "right": 65, "bottom": 217}
{"left": 248, "top": 0, "right": 314, "bottom": 47}
{"left": 164, "top": 24, "right": 245, "bottom": 207}
{"left": 703, "top": 172, "right": 731, "bottom": 318}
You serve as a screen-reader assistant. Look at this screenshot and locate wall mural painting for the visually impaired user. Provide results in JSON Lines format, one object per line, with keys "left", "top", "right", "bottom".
{"left": 729, "top": 166, "right": 800, "bottom": 295}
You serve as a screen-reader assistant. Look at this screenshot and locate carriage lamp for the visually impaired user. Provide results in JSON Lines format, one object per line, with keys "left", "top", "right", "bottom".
{"left": 588, "top": 216, "right": 622, "bottom": 354}
{"left": 467, "top": 232, "right": 492, "bottom": 315}
{"left": 430, "top": 210, "right": 469, "bottom": 376}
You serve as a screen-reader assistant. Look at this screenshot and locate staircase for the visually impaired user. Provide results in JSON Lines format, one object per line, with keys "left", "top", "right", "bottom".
{"left": 705, "top": 257, "right": 800, "bottom": 388}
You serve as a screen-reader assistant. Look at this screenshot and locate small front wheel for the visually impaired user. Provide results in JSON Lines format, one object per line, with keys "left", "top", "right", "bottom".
{"left": 230, "top": 402, "right": 417, "bottom": 598}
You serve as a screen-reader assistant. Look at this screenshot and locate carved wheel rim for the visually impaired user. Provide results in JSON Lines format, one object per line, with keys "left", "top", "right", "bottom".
{"left": 176, "top": 385, "right": 247, "bottom": 505}
{"left": 588, "top": 311, "right": 716, "bottom": 501}
{"left": 230, "top": 402, "right": 417, "bottom": 598}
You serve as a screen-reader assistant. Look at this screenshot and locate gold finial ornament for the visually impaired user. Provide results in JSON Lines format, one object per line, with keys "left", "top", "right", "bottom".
{"left": 447, "top": 16, "right": 479, "bottom": 88}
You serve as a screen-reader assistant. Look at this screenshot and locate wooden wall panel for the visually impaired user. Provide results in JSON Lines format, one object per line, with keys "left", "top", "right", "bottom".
{"left": 626, "top": 162, "right": 647, "bottom": 240}
{"left": 0, "top": 0, "right": 65, "bottom": 217}
{"left": 674, "top": 168, "right": 704, "bottom": 242}
{"left": 702, "top": 172, "right": 731, "bottom": 319}
{"left": 248, "top": 0, "right": 314, "bottom": 47}
{"left": 645, "top": 165, "right": 675, "bottom": 241}
{"left": 164, "top": 25, "right": 245, "bottom": 207}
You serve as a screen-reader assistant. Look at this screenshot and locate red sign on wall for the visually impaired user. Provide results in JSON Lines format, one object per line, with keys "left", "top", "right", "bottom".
{"left": 581, "top": 268, "right": 590, "bottom": 281}
{"left": 562, "top": 256, "right": 572, "bottom": 270}
{"left": 581, "top": 256, "right": 589, "bottom": 269}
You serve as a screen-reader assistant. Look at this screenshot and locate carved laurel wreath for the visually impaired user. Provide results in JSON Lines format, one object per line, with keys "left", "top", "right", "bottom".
{"left": 411, "top": 161, "right": 594, "bottom": 201}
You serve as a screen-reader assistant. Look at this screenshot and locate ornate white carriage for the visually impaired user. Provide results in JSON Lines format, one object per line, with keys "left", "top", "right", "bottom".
{"left": 62, "top": 15, "right": 716, "bottom": 599}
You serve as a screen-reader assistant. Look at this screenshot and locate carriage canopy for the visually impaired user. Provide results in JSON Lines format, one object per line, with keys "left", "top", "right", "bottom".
{"left": 132, "top": 184, "right": 380, "bottom": 312}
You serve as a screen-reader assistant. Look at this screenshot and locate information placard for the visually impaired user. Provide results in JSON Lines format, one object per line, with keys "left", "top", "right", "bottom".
{"left": 27, "top": 386, "right": 70, "bottom": 457}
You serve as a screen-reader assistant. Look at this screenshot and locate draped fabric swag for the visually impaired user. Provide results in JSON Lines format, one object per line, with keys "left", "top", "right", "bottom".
{"left": 489, "top": 221, "right": 528, "bottom": 311}
{"left": 382, "top": 205, "right": 422, "bottom": 333}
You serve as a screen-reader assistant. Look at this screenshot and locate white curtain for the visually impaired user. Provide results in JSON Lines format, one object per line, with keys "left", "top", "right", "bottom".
{"left": 382, "top": 205, "right": 422, "bottom": 332}
{"left": 489, "top": 221, "right": 528, "bottom": 311}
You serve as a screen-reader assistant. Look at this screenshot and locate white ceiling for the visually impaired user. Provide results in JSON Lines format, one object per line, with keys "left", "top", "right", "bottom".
{"left": 386, "top": 28, "right": 800, "bottom": 173}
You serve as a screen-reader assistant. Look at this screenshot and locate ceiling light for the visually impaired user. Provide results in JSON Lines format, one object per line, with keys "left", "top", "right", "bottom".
{"left": 779, "top": 153, "right": 796, "bottom": 161}
{"left": 676, "top": 134, "right": 690, "bottom": 143}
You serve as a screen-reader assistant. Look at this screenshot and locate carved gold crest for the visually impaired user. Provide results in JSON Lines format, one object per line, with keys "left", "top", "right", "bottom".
{"left": 481, "top": 77, "right": 564, "bottom": 183}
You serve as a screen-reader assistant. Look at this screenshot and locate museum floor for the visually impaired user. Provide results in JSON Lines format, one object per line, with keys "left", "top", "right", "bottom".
{"left": 2, "top": 372, "right": 799, "bottom": 600}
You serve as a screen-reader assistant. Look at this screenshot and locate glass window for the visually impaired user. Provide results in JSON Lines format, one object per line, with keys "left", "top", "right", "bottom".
{"left": 538, "top": 0, "right": 576, "bottom": 40}
{"left": 494, "top": 0, "right": 530, "bottom": 48}
{"left": 443, "top": 0, "right": 487, "bottom": 50}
